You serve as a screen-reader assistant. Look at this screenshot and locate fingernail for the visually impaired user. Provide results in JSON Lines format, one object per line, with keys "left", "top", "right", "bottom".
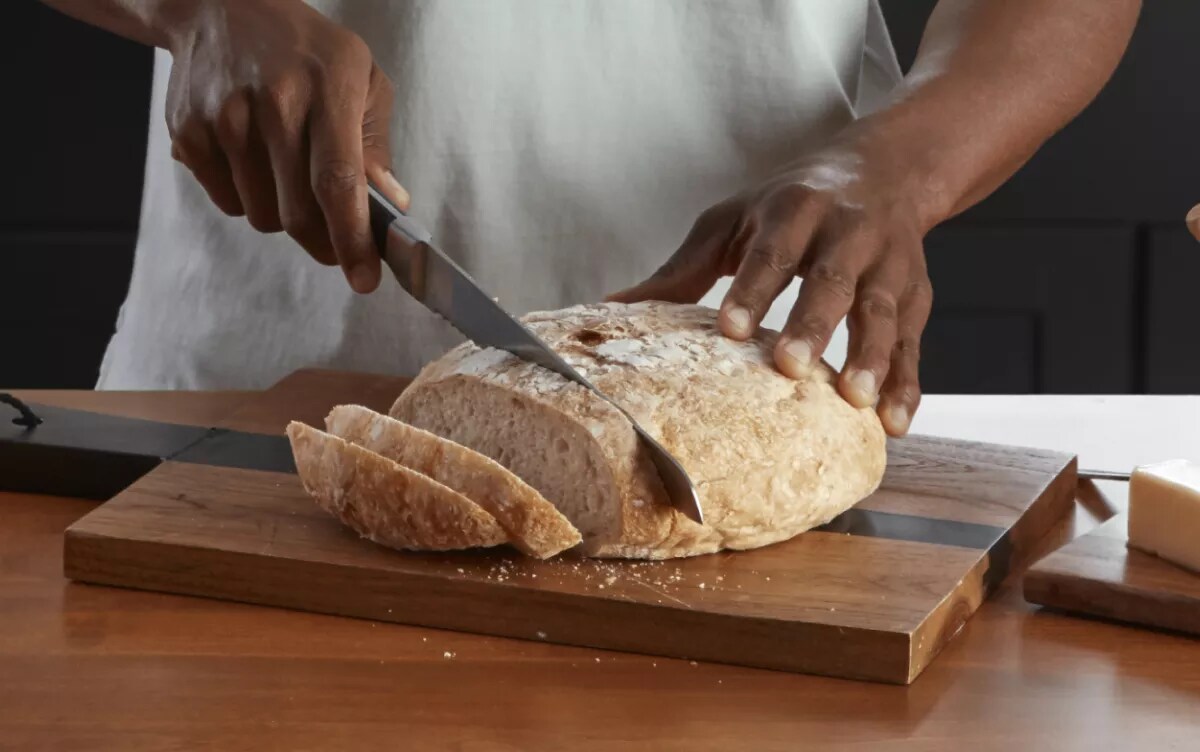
{"left": 847, "top": 369, "right": 877, "bottom": 404}
{"left": 349, "top": 264, "right": 378, "bottom": 294}
{"left": 886, "top": 404, "right": 911, "bottom": 434}
{"left": 724, "top": 306, "right": 752, "bottom": 337}
{"left": 780, "top": 338, "right": 813, "bottom": 375}
{"left": 382, "top": 171, "right": 411, "bottom": 211}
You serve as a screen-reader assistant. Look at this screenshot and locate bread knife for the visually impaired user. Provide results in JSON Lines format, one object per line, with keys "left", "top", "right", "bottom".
{"left": 366, "top": 184, "right": 704, "bottom": 525}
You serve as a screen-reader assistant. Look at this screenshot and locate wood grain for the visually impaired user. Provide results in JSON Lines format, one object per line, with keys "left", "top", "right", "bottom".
{"left": 1024, "top": 514, "right": 1200, "bottom": 634}
{"left": 61, "top": 370, "right": 1076, "bottom": 684}
{"left": 3, "top": 388, "right": 1199, "bottom": 750}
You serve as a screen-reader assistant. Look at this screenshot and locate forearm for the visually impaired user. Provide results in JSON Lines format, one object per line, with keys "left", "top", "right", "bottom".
{"left": 38, "top": 0, "right": 209, "bottom": 49}
{"left": 843, "top": 0, "right": 1140, "bottom": 231}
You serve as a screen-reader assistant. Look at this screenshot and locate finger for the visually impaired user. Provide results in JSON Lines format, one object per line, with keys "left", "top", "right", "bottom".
{"left": 310, "top": 87, "right": 377, "bottom": 293}
{"left": 774, "top": 235, "right": 872, "bottom": 380}
{"left": 878, "top": 275, "right": 933, "bottom": 436}
{"left": 1187, "top": 203, "right": 1200, "bottom": 243}
{"left": 719, "top": 197, "right": 823, "bottom": 340}
{"left": 838, "top": 254, "right": 906, "bottom": 409}
{"left": 214, "top": 92, "right": 282, "bottom": 233}
{"left": 258, "top": 80, "right": 337, "bottom": 266}
{"left": 171, "top": 120, "right": 244, "bottom": 217}
{"left": 605, "top": 202, "right": 740, "bottom": 305}
{"left": 362, "top": 64, "right": 409, "bottom": 216}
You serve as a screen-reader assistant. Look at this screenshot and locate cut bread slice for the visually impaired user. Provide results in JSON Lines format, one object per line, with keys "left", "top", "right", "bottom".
{"left": 286, "top": 421, "right": 507, "bottom": 552}
{"left": 324, "top": 405, "right": 581, "bottom": 559}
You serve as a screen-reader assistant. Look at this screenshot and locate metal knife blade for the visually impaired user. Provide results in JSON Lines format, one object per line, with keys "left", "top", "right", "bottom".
{"left": 366, "top": 184, "right": 704, "bottom": 524}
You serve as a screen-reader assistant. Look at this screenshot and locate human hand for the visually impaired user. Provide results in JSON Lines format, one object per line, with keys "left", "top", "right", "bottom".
{"left": 163, "top": 0, "right": 407, "bottom": 292}
{"left": 1188, "top": 204, "right": 1200, "bottom": 243}
{"left": 609, "top": 140, "right": 935, "bottom": 437}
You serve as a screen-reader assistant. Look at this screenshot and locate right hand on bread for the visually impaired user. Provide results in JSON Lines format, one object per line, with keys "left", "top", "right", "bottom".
{"left": 608, "top": 138, "right": 935, "bottom": 439}
{"left": 162, "top": 0, "right": 409, "bottom": 293}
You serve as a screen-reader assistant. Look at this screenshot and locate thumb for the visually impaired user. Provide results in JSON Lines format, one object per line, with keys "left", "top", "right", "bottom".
{"left": 605, "top": 254, "right": 720, "bottom": 304}
{"left": 606, "top": 207, "right": 738, "bottom": 304}
{"left": 1188, "top": 204, "right": 1200, "bottom": 243}
{"left": 362, "top": 64, "right": 409, "bottom": 212}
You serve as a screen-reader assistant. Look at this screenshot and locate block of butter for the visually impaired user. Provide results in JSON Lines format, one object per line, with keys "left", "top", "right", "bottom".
{"left": 1128, "top": 459, "right": 1200, "bottom": 574}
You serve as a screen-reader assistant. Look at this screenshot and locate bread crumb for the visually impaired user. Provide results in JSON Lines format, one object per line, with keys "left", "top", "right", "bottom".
{"left": 422, "top": 637, "right": 427, "bottom": 642}
{"left": 595, "top": 657, "right": 601, "bottom": 663}
{"left": 698, "top": 583, "right": 706, "bottom": 589}
{"left": 443, "top": 651, "right": 455, "bottom": 659}
{"left": 689, "top": 661, "right": 698, "bottom": 667}
{"left": 536, "top": 631, "right": 547, "bottom": 639}
{"left": 457, "top": 568, "right": 465, "bottom": 574}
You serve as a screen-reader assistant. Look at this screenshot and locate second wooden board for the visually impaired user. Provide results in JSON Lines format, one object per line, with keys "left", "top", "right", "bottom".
{"left": 63, "top": 370, "right": 1077, "bottom": 684}
{"left": 1024, "top": 514, "right": 1200, "bottom": 635}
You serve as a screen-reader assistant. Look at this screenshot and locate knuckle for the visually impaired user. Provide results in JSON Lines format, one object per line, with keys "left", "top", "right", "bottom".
{"left": 260, "top": 78, "right": 305, "bottom": 122}
{"left": 213, "top": 98, "right": 250, "bottom": 146}
{"left": 169, "top": 118, "right": 208, "bottom": 160}
{"left": 895, "top": 335, "right": 922, "bottom": 361}
{"left": 905, "top": 277, "right": 934, "bottom": 304}
{"left": 857, "top": 292, "right": 898, "bottom": 323}
{"left": 746, "top": 242, "right": 795, "bottom": 276}
{"left": 830, "top": 204, "right": 870, "bottom": 233}
{"left": 794, "top": 313, "right": 834, "bottom": 343}
{"left": 336, "top": 30, "right": 371, "bottom": 61}
{"left": 771, "top": 182, "right": 818, "bottom": 212}
{"left": 313, "top": 160, "right": 362, "bottom": 198}
{"left": 369, "top": 63, "right": 395, "bottom": 98}
{"left": 807, "top": 262, "right": 856, "bottom": 299}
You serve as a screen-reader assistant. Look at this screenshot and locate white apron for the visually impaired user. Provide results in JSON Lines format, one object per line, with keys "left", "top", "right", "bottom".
{"left": 98, "top": 0, "right": 901, "bottom": 389}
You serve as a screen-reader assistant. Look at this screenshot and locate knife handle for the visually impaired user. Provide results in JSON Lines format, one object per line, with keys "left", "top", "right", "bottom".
{"left": 367, "top": 182, "right": 433, "bottom": 257}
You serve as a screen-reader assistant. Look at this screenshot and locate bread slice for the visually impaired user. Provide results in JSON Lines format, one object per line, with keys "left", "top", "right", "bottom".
{"left": 286, "top": 421, "right": 507, "bottom": 552}
{"left": 323, "top": 405, "right": 581, "bottom": 559}
{"left": 391, "top": 301, "right": 887, "bottom": 559}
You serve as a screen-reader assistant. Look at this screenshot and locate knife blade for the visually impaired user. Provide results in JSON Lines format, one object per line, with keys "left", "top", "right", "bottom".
{"left": 366, "top": 184, "right": 704, "bottom": 524}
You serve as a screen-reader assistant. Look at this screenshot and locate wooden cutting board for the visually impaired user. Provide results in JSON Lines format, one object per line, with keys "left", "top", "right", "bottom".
{"left": 1024, "top": 514, "right": 1200, "bottom": 635}
{"left": 61, "top": 369, "right": 1076, "bottom": 684}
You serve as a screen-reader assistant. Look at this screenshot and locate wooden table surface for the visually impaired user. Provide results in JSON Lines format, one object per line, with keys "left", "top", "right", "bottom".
{"left": 2, "top": 389, "right": 1198, "bottom": 751}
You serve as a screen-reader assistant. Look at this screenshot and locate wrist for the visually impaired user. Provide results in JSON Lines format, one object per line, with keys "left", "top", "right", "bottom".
{"left": 138, "top": 0, "right": 207, "bottom": 50}
{"left": 834, "top": 113, "right": 959, "bottom": 234}
{"left": 146, "top": 0, "right": 290, "bottom": 52}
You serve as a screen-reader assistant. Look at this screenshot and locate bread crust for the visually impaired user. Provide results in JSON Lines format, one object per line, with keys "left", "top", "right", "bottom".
{"left": 286, "top": 422, "right": 508, "bottom": 551}
{"left": 324, "top": 405, "right": 581, "bottom": 559}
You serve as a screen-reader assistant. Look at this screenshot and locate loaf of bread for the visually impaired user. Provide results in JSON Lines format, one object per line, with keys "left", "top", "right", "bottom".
{"left": 287, "top": 301, "right": 887, "bottom": 559}
{"left": 389, "top": 301, "right": 887, "bottom": 559}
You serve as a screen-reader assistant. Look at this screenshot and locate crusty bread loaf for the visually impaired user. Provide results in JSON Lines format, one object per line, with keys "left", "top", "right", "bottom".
{"left": 324, "top": 404, "right": 581, "bottom": 559}
{"left": 286, "top": 421, "right": 508, "bottom": 551}
{"left": 391, "top": 301, "right": 887, "bottom": 559}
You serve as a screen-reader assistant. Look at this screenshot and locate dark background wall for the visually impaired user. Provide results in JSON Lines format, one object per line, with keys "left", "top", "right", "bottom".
{"left": 2, "top": 1, "right": 1198, "bottom": 392}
